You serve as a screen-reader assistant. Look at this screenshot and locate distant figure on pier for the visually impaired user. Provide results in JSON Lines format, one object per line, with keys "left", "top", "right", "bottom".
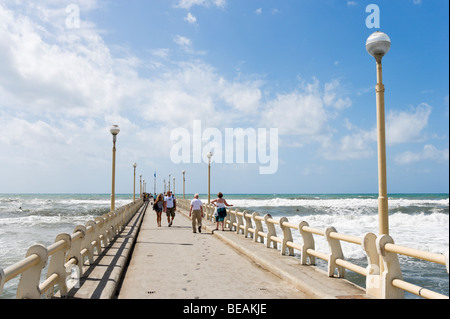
{"left": 164, "top": 191, "right": 177, "bottom": 227}
{"left": 153, "top": 193, "right": 164, "bottom": 227}
{"left": 211, "top": 192, "right": 233, "bottom": 231}
{"left": 189, "top": 194, "right": 204, "bottom": 233}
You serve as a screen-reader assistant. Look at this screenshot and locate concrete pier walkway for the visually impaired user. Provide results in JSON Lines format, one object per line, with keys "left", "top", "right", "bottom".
{"left": 117, "top": 205, "right": 309, "bottom": 299}
{"left": 117, "top": 205, "right": 367, "bottom": 299}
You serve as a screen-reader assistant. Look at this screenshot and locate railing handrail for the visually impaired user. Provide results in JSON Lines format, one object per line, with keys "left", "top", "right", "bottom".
{"left": 179, "top": 199, "right": 448, "bottom": 299}
{"left": 0, "top": 199, "right": 144, "bottom": 299}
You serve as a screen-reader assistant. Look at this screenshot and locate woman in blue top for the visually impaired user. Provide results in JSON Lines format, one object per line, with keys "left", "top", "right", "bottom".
{"left": 211, "top": 192, "right": 233, "bottom": 231}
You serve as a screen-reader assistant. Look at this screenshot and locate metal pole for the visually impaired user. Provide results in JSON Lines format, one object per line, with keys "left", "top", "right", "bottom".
{"left": 183, "top": 171, "right": 186, "bottom": 199}
{"left": 208, "top": 159, "right": 211, "bottom": 204}
{"left": 111, "top": 136, "right": 116, "bottom": 212}
{"left": 133, "top": 165, "right": 136, "bottom": 202}
{"left": 375, "top": 55, "right": 389, "bottom": 236}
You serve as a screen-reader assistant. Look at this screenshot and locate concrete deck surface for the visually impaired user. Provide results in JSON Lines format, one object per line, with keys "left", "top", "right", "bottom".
{"left": 117, "top": 205, "right": 367, "bottom": 299}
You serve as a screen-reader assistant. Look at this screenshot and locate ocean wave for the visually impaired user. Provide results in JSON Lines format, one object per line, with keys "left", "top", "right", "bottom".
{"left": 230, "top": 197, "right": 448, "bottom": 208}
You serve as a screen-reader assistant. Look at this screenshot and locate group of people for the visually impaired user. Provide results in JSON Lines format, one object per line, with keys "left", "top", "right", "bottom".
{"left": 152, "top": 190, "right": 177, "bottom": 227}
{"left": 152, "top": 191, "right": 233, "bottom": 233}
{"left": 190, "top": 192, "right": 234, "bottom": 232}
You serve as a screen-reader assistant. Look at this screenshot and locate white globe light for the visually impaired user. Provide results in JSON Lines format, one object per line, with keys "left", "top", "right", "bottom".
{"left": 366, "top": 31, "right": 391, "bottom": 57}
{"left": 110, "top": 125, "right": 120, "bottom": 136}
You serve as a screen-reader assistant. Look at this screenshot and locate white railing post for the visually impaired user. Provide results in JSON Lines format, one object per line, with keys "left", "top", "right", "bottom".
{"left": 224, "top": 209, "right": 231, "bottom": 230}
{"left": 235, "top": 210, "right": 244, "bottom": 235}
{"left": 376, "top": 234, "right": 405, "bottom": 299}
{"left": 91, "top": 218, "right": 102, "bottom": 255}
{"left": 279, "top": 217, "right": 294, "bottom": 256}
{"left": 95, "top": 217, "right": 108, "bottom": 249}
{"left": 243, "top": 211, "right": 253, "bottom": 239}
{"left": 16, "top": 244, "right": 48, "bottom": 299}
{"left": 325, "top": 227, "right": 345, "bottom": 278}
{"left": 229, "top": 209, "right": 237, "bottom": 231}
{"left": 46, "top": 233, "right": 71, "bottom": 298}
{"left": 362, "top": 232, "right": 381, "bottom": 298}
{"left": 299, "top": 221, "right": 315, "bottom": 265}
{"left": 206, "top": 204, "right": 213, "bottom": 221}
{"left": 264, "top": 214, "right": 277, "bottom": 249}
{"left": 252, "top": 212, "right": 264, "bottom": 244}
{"left": 84, "top": 221, "right": 96, "bottom": 264}
{"left": 105, "top": 213, "right": 115, "bottom": 242}
{"left": 67, "top": 227, "right": 85, "bottom": 278}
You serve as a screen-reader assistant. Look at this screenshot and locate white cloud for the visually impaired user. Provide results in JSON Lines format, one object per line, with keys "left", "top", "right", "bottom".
{"left": 0, "top": 3, "right": 125, "bottom": 118}
{"left": 184, "top": 12, "right": 198, "bottom": 25}
{"left": 176, "top": 0, "right": 226, "bottom": 9}
{"left": 395, "top": 145, "right": 449, "bottom": 165}
{"left": 0, "top": 0, "right": 370, "bottom": 193}
{"left": 174, "top": 35, "right": 192, "bottom": 48}
{"left": 255, "top": 8, "right": 262, "bottom": 15}
{"left": 320, "top": 129, "right": 375, "bottom": 161}
{"left": 319, "top": 102, "right": 436, "bottom": 161}
{"left": 386, "top": 103, "right": 432, "bottom": 145}
{"left": 262, "top": 91, "right": 326, "bottom": 136}
{"left": 260, "top": 78, "right": 351, "bottom": 136}
{"left": 173, "top": 35, "right": 205, "bottom": 55}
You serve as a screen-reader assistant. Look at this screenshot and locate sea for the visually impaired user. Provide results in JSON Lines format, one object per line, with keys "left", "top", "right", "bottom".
{"left": 0, "top": 193, "right": 448, "bottom": 299}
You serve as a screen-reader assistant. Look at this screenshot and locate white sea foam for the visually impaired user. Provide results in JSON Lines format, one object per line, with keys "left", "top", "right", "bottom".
{"left": 230, "top": 196, "right": 449, "bottom": 258}
{"left": 231, "top": 197, "right": 448, "bottom": 209}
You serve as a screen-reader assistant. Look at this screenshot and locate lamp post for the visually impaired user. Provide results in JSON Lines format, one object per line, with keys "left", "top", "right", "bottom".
{"left": 110, "top": 125, "right": 120, "bottom": 212}
{"left": 366, "top": 31, "right": 391, "bottom": 237}
{"left": 182, "top": 170, "right": 186, "bottom": 199}
{"left": 133, "top": 163, "right": 137, "bottom": 202}
{"left": 168, "top": 174, "right": 171, "bottom": 192}
{"left": 207, "top": 152, "right": 213, "bottom": 204}
{"left": 173, "top": 177, "right": 176, "bottom": 195}
{"left": 139, "top": 174, "right": 142, "bottom": 199}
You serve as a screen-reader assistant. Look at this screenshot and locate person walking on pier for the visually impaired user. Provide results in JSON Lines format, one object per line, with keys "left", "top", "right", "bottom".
{"left": 164, "top": 191, "right": 176, "bottom": 227}
{"left": 153, "top": 193, "right": 164, "bottom": 227}
{"left": 211, "top": 192, "right": 233, "bottom": 231}
{"left": 189, "top": 194, "right": 204, "bottom": 233}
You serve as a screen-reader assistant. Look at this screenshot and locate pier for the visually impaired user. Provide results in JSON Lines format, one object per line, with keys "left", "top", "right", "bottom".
{"left": 0, "top": 199, "right": 448, "bottom": 300}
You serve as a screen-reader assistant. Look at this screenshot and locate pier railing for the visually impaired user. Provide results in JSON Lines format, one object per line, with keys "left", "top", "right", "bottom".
{"left": 178, "top": 199, "right": 449, "bottom": 299}
{"left": 0, "top": 199, "right": 144, "bottom": 299}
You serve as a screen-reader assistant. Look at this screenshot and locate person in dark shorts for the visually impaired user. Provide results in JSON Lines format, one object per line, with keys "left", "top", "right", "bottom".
{"left": 164, "top": 191, "right": 176, "bottom": 227}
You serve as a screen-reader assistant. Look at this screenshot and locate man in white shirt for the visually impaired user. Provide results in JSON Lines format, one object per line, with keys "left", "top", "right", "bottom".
{"left": 164, "top": 191, "right": 176, "bottom": 227}
{"left": 189, "top": 194, "right": 203, "bottom": 233}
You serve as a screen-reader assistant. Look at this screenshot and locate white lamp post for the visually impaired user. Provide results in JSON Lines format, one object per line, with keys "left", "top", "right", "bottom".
{"left": 139, "top": 174, "right": 142, "bottom": 199}
{"left": 207, "top": 152, "right": 213, "bottom": 204}
{"left": 366, "top": 31, "right": 391, "bottom": 237}
{"left": 133, "top": 163, "right": 137, "bottom": 202}
{"left": 110, "top": 125, "right": 120, "bottom": 212}
{"left": 182, "top": 170, "right": 186, "bottom": 199}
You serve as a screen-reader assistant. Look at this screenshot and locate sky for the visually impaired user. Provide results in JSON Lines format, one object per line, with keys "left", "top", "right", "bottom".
{"left": 0, "top": 0, "right": 448, "bottom": 195}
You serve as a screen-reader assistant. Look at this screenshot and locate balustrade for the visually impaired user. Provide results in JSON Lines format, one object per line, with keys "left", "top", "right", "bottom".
{"left": 0, "top": 200, "right": 144, "bottom": 299}
{"left": 178, "top": 199, "right": 448, "bottom": 299}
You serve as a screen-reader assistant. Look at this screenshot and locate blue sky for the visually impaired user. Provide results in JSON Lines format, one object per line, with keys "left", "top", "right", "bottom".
{"left": 0, "top": 0, "right": 448, "bottom": 194}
